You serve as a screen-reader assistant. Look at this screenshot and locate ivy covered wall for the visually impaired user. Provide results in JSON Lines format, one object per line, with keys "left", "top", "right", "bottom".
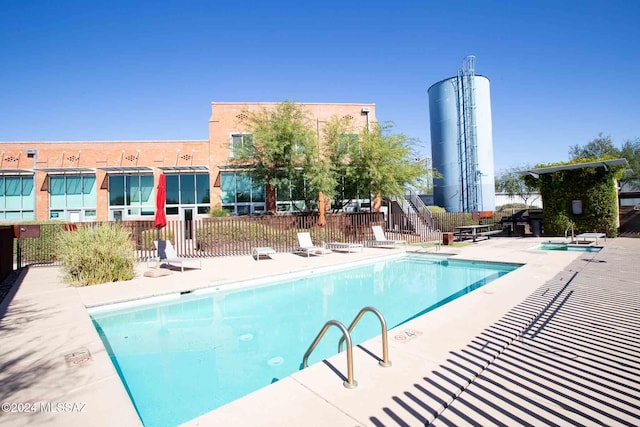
{"left": 526, "top": 166, "right": 622, "bottom": 237}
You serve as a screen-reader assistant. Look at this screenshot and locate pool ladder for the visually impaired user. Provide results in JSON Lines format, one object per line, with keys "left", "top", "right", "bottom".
{"left": 565, "top": 224, "right": 575, "bottom": 242}
{"left": 301, "top": 306, "right": 392, "bottom": 389}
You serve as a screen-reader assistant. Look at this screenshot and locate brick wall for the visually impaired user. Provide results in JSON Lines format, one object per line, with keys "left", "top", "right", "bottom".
{"left": 1, "top": 102, "right": 377, "bottom": 220}
{"left": 208, "top": 102, "right": 377, "bottom": 208}
{"left": 1, "top": 140, "right": 208, "bottom": 220}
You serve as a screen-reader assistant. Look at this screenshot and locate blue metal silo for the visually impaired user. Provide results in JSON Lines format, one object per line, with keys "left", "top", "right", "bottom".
{"left": 428, "top": 56, "right": 495, "bottom": 212}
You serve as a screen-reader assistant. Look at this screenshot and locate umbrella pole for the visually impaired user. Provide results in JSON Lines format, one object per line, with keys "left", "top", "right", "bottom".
{"left": 156, "top": 227, "right": 160, "bottom": 269}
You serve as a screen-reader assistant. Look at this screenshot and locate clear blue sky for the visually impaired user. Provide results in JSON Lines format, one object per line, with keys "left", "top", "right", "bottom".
{"left": 1, "top": 0, "right": 638, "bottom": 174}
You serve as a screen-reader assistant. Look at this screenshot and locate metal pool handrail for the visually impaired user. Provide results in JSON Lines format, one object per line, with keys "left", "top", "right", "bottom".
{"left": 301, "top": 320, "right": 358, "bottom": 389}
{"left": 565, "top": 224, "right": 574, "bottom": 241}
{"left": 338, "top": 306, "right": 392, "bottom": 368}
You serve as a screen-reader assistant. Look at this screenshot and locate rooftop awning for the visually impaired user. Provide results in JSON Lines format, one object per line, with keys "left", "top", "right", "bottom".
{"left": 217, "top": 164, "right": 255, "bottom": 172}
{"left": 158, "top": 166, "right": 209, "bottom": 173}
{"left": 39, "top": 167, "right": 95, "bottom": 175}
{"left": 99, "top": 166, "right": 154, "bottom": 174}
{"left": 521, "top": 158, "right": 629, "bottom": 177}
{"left": 0, "top": 168, "right": 34, "bottom": 176}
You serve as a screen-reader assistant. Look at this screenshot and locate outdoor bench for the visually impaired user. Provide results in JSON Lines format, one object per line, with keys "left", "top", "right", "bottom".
{"left": 478, "top": 229, "right": 503, "bottom": 238}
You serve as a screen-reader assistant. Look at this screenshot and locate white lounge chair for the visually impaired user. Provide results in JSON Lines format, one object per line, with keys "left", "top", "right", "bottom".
{"left": 154, "top": 240, "right": 202, "bottom": 272}
{"left": 325, "top": 241, "right": 364, "bottom": 253}
{"left": 366, "top": 225, "right": 407, "bottom": 249}
{"left": 295, "top": 232, "right": 331, "bottom": 257}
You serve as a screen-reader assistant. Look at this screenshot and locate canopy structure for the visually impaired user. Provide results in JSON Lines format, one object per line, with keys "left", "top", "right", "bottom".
{"left": 521, "top": 158, "right": 629, "bottom": 178}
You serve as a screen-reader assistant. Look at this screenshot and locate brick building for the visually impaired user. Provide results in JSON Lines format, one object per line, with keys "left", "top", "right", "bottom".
{"left": 0, "top": 102, "right": 376, "bottom": 223}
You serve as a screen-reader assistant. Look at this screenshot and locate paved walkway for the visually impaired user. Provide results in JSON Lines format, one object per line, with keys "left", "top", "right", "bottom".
{"left": 0, "top": 237, "right": 638, "bottom": 426}
{"left": 430, "top": 238, "right": 640, "bottom": 426}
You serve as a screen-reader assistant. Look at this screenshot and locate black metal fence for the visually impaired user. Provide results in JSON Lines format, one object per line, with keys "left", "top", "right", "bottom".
{"left": 11, "top": 211, "right": 502, "bottom": 267}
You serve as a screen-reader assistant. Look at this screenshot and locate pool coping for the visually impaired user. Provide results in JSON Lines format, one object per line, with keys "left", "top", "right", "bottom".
{"left": 0, "top": 237, "right": 598, "bottom": 426}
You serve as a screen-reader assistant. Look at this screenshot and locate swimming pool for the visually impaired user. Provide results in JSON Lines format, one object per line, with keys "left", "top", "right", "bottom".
{"left": 90, "top": 254, "right": 520, "bottom": 427}
{"left": 533, "top": 243, "right": 603, "bottom": 252}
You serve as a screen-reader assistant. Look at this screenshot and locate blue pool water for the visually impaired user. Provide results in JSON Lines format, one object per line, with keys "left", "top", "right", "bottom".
{"left": 533, "top": 243, "right": 602, "bottom": 252}
{"left": 90, "top": 254, "right": 520, "bottom": 427}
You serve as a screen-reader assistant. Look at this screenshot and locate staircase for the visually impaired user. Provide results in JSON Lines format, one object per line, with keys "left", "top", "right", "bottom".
{"left": 389, "top": 189, "right": 434, "bottom": 235}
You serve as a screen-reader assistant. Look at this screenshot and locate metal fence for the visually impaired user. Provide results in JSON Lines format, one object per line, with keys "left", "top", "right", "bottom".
{"left": 12, "top": 211, "right": 502, "bottom": 267}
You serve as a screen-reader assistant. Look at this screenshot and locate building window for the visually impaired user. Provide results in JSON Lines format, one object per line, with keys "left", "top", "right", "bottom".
{"left": 276, "top": 174, "right": 307, "bottom": 212}
{"left": 49, "top": 174, "right": 96, "bottom": 221}
{"left": 0, "top": 175, "right": 35, "bottom": 220}
{"left": 108, "top": 174, "right": 154, "bottom": 220}
{"left": 164, "top": 173, "right": 210, "bottom": 215}
{"left": 229, "top": 133, "right": 254, "bottom": 158}
{"left": 220, "top": 172, "right": 265, "bottom": 215}
{"left": 337, "top": 133, "right": 359, "bottom": 156}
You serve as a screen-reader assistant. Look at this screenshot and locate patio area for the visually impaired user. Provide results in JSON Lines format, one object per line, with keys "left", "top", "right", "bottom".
{"left": 1, "top": 237, "right": 639, "bottom": 426}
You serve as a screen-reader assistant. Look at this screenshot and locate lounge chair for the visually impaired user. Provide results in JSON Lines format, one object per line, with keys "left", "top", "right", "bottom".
{"left": 295, "top": 232, "right": 331, "bottom": 257}
{"left": 154, "top": 240, "right": 202, "bottom": 272}
{"left": 366, "top": 225, "right": 407, "bottom": 249}
{"left": 325, "top": 241, "right": 364, "bottom": 253}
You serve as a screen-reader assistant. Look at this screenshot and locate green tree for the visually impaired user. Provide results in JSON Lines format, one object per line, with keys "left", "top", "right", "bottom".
{"left": 233, "top": 101, "right": 317, "bottom": 214}
{"left": 322, "top": 116, "right": 355, "bottom": 209}
{"left": 495, "top": 167, "right": 539, "bottom": 207}
{"left": 569, "top": 133, "right": 620, "bottom": 160}
{"left": 304, "top": 117, "right": 340, "bottom": 213}
{"left": 348, "top": 122, "right": 428, "bottom": 211}
{"left": 233, "top": 102, "right": 428, "bottom": 214}
{"left": 323, "top": 116, "right": 383, "bottom": 210}
{"left": 620, "top": 138, "right": 640, "bottom": 187}
{"left": 569, "top": 133, "right": 640, "bottom": 189}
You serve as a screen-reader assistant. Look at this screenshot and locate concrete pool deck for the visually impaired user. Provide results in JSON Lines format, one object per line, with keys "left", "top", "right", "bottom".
{"left": 1, "top": 237, "right": 639, "bottom": 426}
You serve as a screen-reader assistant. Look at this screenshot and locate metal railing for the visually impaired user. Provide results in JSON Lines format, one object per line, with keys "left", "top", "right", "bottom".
{"left": 7, "top": 211, "right": 506, "bottom": 267}
{"left": 301, "top": 320, "right": 357, "bottom": 389}
{"left": 407, "top": 188, "right": 434, "bottom": 233}
{"left": 565, "top": 224, "right": 575, "bottom": 241}
{"left": 407, "top": 188, "right": 431, "bottom": 220}
{"left": 338, "top": 306, "right": 392, "bottom": 367}
{"left": 300, "top": 306, "right": 392, "bottom": 389}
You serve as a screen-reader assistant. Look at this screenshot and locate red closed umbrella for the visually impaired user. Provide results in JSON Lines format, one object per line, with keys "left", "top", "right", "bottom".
{"left": 154, "top": 174, "right": 167, "bottom": 232}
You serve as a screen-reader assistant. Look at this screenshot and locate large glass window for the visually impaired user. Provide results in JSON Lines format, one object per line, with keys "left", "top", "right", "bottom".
{"left": 166, "top": 175, "right": 179, "bottom": 205}
{"left": 48, "top": 174, "right": 96, "bottom": 221}
{"left": 108, "top": 174, "right": 154, "bottom": 219}
{"left": 109, "top": 175, "right": 125, "bottom": 206}
{"left": 221, "top": 174, "right": 235, "bottom": 204}
{"left": 276, "top": 174, "right": 307, "bottom": 212}
{"left": 236, "top": 175, "right": 251, "bottom": 203}
{"left": 180, "top": 175, "right": 195, "bottom": 205}
{"left": 220, "top": 172, "right": 265, "bottom": 215}
{"left": 164, "top": 173, "right": 210, "bottom": 216}
{"left": 196, "top": 175, "right": 210, "bottom": 204}
{"left": 0, "top": 175, "right": 35, "bottom": 220}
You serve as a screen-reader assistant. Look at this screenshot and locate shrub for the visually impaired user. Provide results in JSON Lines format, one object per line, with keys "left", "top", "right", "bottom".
{"left": 426, "top": 206, "right": 445, "bottom": 214}
{"left": 140, "top": 228, "right": 175, "bottom": 251}
{"left": 14, "top": 221, "right": 68, "bottom": 264}
{"left": 210, "top": 208, "right": 231, "bottom": 217}
{"left": 496, "top": 203, "right": 528, "bottom": 211}
{"left": 197, "top": 219, "right": 291, "bottom": 250}
{"left": 57, "top": 223, "right": 136, "bottom": 286}
{"left": 430, "top": 211, "right": 476, "bottom": 231}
